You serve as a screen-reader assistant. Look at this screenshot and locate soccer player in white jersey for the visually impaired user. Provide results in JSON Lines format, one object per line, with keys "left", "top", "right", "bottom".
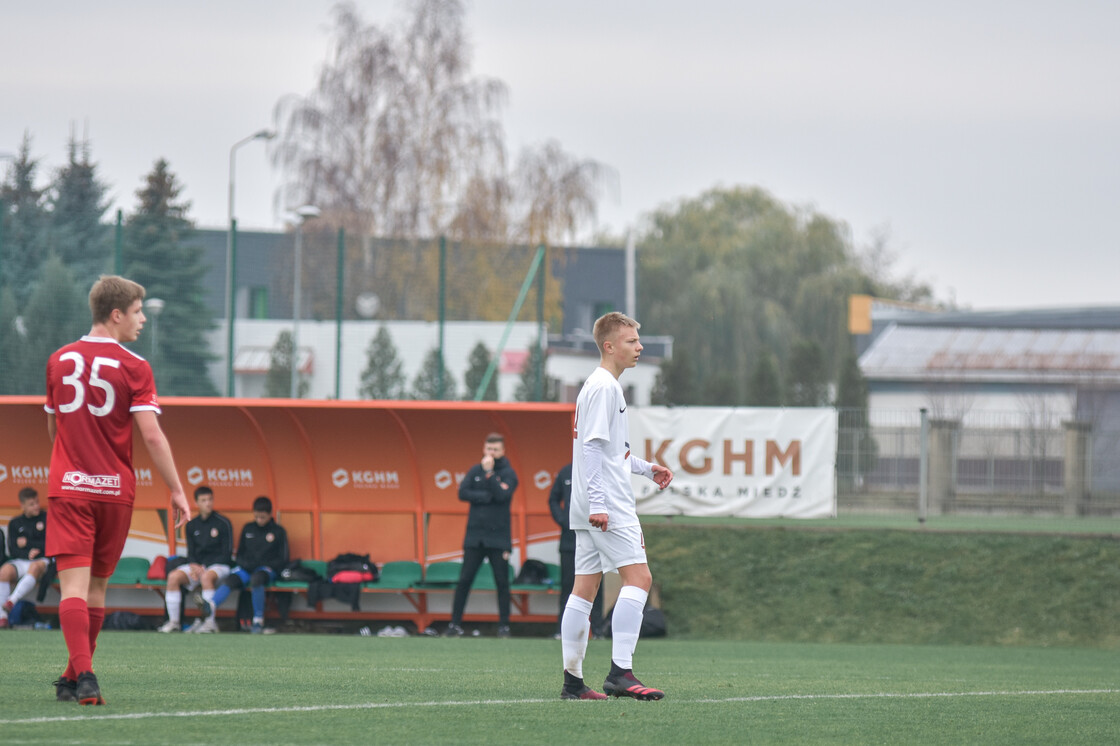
{"left": 560, "top": 312, "right": 673, "bottom": 701}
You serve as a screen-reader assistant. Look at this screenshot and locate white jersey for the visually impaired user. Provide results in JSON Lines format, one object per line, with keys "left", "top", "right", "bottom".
{"left": 570, "top": 366, "right": 639, "bottom": 530}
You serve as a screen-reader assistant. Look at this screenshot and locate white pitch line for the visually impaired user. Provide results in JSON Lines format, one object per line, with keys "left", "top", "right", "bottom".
{"left": 3, "top": 689, "right": 1118, "bottom": 726}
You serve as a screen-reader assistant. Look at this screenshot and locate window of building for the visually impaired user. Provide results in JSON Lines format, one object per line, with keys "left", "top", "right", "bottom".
{"left": 249, "top": 287, "right": 269, "bottom": 319}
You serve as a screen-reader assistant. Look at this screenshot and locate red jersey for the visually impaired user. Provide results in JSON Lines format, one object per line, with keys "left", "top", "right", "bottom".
{"left": 44, "top": 335, "right": 161, "bottom": 505}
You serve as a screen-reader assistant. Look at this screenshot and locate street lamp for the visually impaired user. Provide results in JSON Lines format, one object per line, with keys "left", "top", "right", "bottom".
{"left": 145, "top": 297, "right": 166, "bottom": 388}
{"left": 225, "top": 129, "right": 275, "bottom": 397}
{"left": 290, "top": 204, "right": 320, "bottom": 398}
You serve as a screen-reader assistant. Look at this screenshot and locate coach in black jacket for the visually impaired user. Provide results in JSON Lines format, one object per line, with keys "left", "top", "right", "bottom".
{"left": 446, "top": 433, "right": 518, "bottom": 637}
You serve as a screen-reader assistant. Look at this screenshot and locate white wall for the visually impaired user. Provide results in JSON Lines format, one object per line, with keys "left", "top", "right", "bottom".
{"left": 208, "top": 320, "right": 545, "bottom": 401}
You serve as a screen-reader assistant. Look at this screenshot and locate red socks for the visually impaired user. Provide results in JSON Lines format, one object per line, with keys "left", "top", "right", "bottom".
{"left": 88, "top": 606, "right": 105, "bottom": 658}
{"left": 60, "top": 598, "right": 93, "bottom": 676}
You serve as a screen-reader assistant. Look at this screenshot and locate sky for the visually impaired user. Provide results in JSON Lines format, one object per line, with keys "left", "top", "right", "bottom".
{"left": 2, "top": 0, "right": 1118, "bottom": 310}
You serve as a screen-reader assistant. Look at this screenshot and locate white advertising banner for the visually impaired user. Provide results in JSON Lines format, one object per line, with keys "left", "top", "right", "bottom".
{"left": 630, "top": 407, "right": 837, "bottom": 519}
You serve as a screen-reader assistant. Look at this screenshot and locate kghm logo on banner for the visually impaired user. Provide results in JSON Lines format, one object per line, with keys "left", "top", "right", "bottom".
{"left": 186, "top": 466, "right": 255, "bottom": 487}
{"left": 332, "top": 468, "right": 400, "bottom": 489}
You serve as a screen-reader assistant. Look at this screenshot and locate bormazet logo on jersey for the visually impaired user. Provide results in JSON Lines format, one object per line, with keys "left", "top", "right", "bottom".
{"left": 332, "top": 467, "right": 400, "bottom": 489}
{"left": 186, "top": 465, "right": 255, "bottom": 488}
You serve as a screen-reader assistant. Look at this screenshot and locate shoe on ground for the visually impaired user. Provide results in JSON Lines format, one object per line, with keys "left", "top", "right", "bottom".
{"left": 196, "top": 617, "right": 220, "bottom": 634}
{"left": 443, "top": 623, "right": 464, "bottom": 637}
{"left": 250, "top": 622, "right": 263, "bottom": 635}
{"left": 561, "top": 684, "right": 608, "bottom": 700}
{"left": 0, "top": 617, "right": 8, "bottom": 629}
{"left": 184, "top": 618, "right": 204, "bottom": 633}
{"left": 603, "top": 670, "right": 664, "bottom": 701}
{"left": 54, "top": 677, "right": 79, "bottom": 703}
{"left": 496, "top": 624, "right": 511, "bottom": 638}
{"left": 156, "top": 619, "right": 180, "bottom": 633}
{"left": 239, "top": 618, "right": 251, "bottom": 632}
{"left": 76, "top": 671, "right": 105, "bottom": 706}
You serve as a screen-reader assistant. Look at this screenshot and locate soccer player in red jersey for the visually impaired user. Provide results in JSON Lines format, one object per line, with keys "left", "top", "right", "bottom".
{"left": 44, "top": 275, "right": 191, "bottom": 705}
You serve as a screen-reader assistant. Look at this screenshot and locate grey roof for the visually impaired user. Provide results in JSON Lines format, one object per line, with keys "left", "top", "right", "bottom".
{"left": 860, "top": 324, "right": 1120, "bottom": 385}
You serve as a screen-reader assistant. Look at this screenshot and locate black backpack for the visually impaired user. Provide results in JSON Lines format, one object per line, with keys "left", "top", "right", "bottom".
{"left": 514, "top": 559, "right": 550, "bottom": 585}
{"left": 326, "top": 552, "right": 378, "bottom": 581}
{"left": 280, "top": 560, "right": 323, "bottom": 583}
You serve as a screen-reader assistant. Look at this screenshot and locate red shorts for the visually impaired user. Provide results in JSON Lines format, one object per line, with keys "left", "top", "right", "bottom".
{"left": 47, "top": 496, "right": 133, "bottom": 577}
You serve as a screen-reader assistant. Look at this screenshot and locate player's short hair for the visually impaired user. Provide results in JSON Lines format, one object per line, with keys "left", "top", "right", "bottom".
{"left": 89, "top": 275, "right": 146, "bottom": 323}
{"left": 17, "top": 487, "right": 38, "bottom": 503}
{"left": 252, "top": 496, "right": 273, "bottom": 514}
{"left": 485, "top": 432, "right": 504, "bottom": 445}
{"left": 194, "top": 485, "right": 213, "bottom": 501}
{"left": 593, "top": 311, "right": 641, "bottom": 352}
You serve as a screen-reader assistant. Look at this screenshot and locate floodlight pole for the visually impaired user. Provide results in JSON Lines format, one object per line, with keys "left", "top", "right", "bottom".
{"left": 226, "top": 129, "right": 274, "bottom": 397}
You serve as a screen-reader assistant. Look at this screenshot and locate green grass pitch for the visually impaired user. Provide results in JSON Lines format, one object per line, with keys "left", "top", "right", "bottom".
{"left": 1, "top": 630, "right": 1118, "bottom": 745}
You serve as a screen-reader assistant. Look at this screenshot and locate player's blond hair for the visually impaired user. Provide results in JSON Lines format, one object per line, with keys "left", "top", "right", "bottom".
{"left": 592, "top": 311, "right": 640, "bottom": 352}
{"left": 89, "top": 275, "right": 146, "bottom": 323}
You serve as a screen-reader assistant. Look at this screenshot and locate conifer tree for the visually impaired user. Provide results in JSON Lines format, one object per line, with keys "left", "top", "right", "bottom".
{"left": 463, "top": 341, "right": 498, "bottom": 401}
{"left": 411, "top": 347, "right": 457, "bottom": 400}
{"left": 46, "top": 134, "right": 112, "bottom": 287}
{"left": 122, "top": 159, "right": 217, "bottom": 395}
{"left": 359, "top": 324, "right": 406, "bottom": 399}
{"left": 264, "top": 329, "right": 308, "bottom": 398}
{"left": 0, "top": 133, "right": 49, "bottom": 305}
{"left": 514, "top": 340, "right": 557, "bottom": 402}
{"left": 19, "top": 256, "right": 88, "bottom": 394}
{"left": 0, "top": 286, "right": 26, "bottom": 394}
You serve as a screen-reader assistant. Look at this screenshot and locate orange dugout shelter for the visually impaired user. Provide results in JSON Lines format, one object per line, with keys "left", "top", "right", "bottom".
{"left": 0, "top": 397, "right": 576, "bottom": 570}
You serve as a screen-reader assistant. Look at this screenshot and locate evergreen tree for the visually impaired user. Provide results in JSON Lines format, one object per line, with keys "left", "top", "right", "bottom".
{"left": 651, "top": 355, "right": 696, "bottom": 406}
{"left": 463, "top": 341, "right": 499, "bottom": 401}
{"left": 411, "top": 347, "right": 457, "bottom": 400}
{"left": 746, "top": 352, "right": 782, "bottom": 406}
{"left": 0, "top": 133, "right": 49, "bottom": 304}
{"left": 46, "top": 134, "right": 112, "bottom": 287}
{"left": 835, "top": 350, "right": 878, "bottom": 486}
{"left": 359, "top": 324, "right": 406, "bottom": 399}
{"left": 264, "top": 330, "right": 308, "bottom": 398}
{"left": 122, "top": 159, "right": 217, "bottom": 395}
{"left": 514, "top": 340, "right": 557, "bottom": 402}
{"left": 19, "top": 256, "right": 88, "bottom": 394}
{"left": 0, "top": 286, "right": 27, "bottom": 394}
{"left": 787, "top": 338, "right": 828, "bottom": 406}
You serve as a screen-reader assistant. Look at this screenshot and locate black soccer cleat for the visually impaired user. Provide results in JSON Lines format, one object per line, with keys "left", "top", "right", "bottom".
{"left": 561, "top": 684, "right": 608, "bottom": 700}
{"left": 603, "top": 670, "right": 664, "bottom": 701}
{"left": 54, "top": 677, "right": 79, "bottom": 703}
{"left": 443, "top": 623, "right": 464, "bottom": 637}
{"left": 76, "top": 671, "right": 105, "bottom": 706}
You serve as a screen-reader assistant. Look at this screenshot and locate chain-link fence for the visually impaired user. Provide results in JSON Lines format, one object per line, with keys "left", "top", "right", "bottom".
{"left": 837, "top": 408, "right": 1120, "bottom": 516}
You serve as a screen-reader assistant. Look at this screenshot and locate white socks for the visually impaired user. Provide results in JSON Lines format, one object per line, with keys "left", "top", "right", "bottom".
{"left": 166, "top": 591, "right": 182, "bottom": 623}
{"left": 0, "top": 581, "right": 9, "bottom": 618}
{"left": 561, "top": 595, "right": 593, "bottom": 678}
{"left": 611, "top": 585, "right": 648, "bottom": 670}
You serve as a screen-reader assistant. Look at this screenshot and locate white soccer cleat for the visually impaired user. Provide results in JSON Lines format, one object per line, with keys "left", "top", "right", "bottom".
{"left": 196, "top": 618, "right": 220, "bottom": 634}
{"left": 157, "top": 619, "right": 181, "bottom": 633}
{"left": 184, "top": 618, "right": 204, "bottom": 633}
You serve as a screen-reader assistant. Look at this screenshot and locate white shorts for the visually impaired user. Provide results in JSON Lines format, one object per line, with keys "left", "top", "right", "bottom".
{"left": 574, "top": 525, "right": 647, "bottom": 575}
{"left": 2, "top": 558, "right": 46, "bottom": 578}
{"left": 170, "top": 563, "right": 231, "bottom": 590}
